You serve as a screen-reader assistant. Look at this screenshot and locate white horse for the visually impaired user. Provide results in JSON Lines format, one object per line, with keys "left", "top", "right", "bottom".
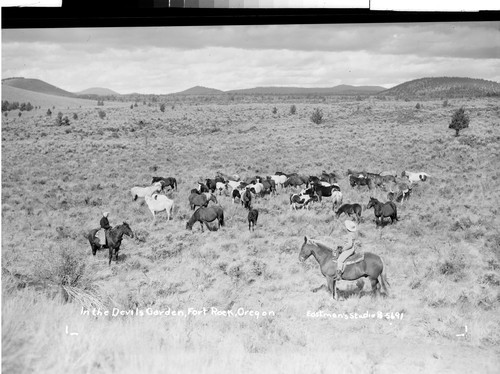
{"left": 144, "top": 194, "right": 174, "bottom": 221}
{"left": 131, "top": 182, "right": 162, "bottom": 201}
{"left": 402, "top": 171, "right": 430, "bottom": 183}
{"left": 215, "top": 182, "right": 227, "bottom": 195}
{"left": 270, "top": 175, "right": 288, "bottom": 189}
{"left": 226, "top": 180, "right": 242, "bottom": 191}
{"left": 331, "top": 190, "right": 343, "bottom": 208}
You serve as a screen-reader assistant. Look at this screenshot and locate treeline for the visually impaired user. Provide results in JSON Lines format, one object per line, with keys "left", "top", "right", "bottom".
{"left": 2, "top": 100, "right": 34, "bottom": 112}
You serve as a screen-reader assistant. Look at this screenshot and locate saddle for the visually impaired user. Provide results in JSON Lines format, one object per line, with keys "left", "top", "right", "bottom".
{"left": 343, "top": 252, "right": 365, "bottom": 266}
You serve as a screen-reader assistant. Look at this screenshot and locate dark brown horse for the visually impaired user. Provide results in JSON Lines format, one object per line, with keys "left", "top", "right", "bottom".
{"left": 106, "top": 222, "right": 134, "bottom": 266}
{"left": 189, "top": 192, "right": 217, "bottom": 210}
{"left": 186, "top": 205, "right": 224, "bottom": 232}
{"left": 151, "top": 176, "right": 177, "bottom": 191}
{"left": 367, "top": 197, "right": 398, "bottom": 226}
{"left": 299, "top": 237, "right": 389, "bottom": 300}
{"left": 86, "top": 228, "right": 103, "bottom": 256}
{"left": 248, "top": 208, "right": 259, "bottom": 231}
{"left": 335, "top": 203, "right": 363, "bottom": 222}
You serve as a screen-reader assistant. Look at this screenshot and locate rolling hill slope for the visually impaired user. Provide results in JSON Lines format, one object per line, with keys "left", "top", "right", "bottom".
{"left": 380, "top": 77, "right": 500, "bottom": 98}
{"left": 227, "top": 85, "right": 386, "bottom": 95}
{"left": 75, "top": 87, "right": 121, "bottom": 96}
{"left": 2, "top": 85, "right": 103, "bottom": 109}
{"left": 2, "top": 77, "right": 76, "bottom": 98}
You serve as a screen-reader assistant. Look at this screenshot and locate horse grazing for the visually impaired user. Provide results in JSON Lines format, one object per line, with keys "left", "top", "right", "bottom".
{"left": 216, "top": 171, "right": 239, "bottom": 182}
{"left": 367, "top": 173, "right": 397, "bottom": 188}
{"left": 335, "top": 203, "right": 363, "bottom": 222}
{"left": 388, "top": 187, "right": 412, "bottom": 204}
{"left": 186, "top": 206, "right": 225, "bottom": 232}
{"left": 330, "top": 190, "right": 343, "bottom": 209}
{"left": 367, "top": 197, "right": 398, "bottom": 226}
{"left": 151, "top": 176, "right": 177, "bottom": 191}
{"left": 402, "top": 171, "right": 430, "bottom": 183}
{"left": 299, "top": 237, "right": 389, "bottom": 300}
{"left": 189, "top": 192, "right": 217, "bottom": 210}
{"left": 349, "top": 175, "right": 373, "bottom": 189}
{"left": 261, "top": 177, "right": 277, "bottom": 195}
{"left": 145, "top": 194, "right": 174, "bottom": 221}
{"left": 131, "top": 182, "right": 162, "bottom": 201}
{"left": 248, "top": 209, "right": 259, "bottom": 231}
{"left": 346, "top": 169, "right": 366, "bottom": 177}
{"left": 106, "top": 222, "right": 134, "bottom": 266}
{"left": 206, "top": 177, "right": 225, "bottom": 193}
{"left": 197, "top": 182, "right": 210, "bottom": 193}
{"left": 290, "top": 193, "right": 317, "bottom": 210}
{"left": 86, "top": 228, "right": 103, "bottom": 256}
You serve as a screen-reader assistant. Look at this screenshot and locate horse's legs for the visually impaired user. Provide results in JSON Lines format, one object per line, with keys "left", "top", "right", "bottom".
{"left": 327, "top": 276, "right": 337, "bottom": 300}
{"left": 369, "top": 277, "right": 380, "bottom": 296}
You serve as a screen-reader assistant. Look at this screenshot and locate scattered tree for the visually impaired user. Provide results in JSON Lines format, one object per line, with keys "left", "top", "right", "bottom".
{"left": 47, "top": 109, "right": 52, "bottom": 116}
{"left": 290, "top": 105, "right": 297, "bottom": 115}
{"left": 160, "top": 103, "right": 166, "bottom": 112}
{"left": 449, "top": 107, "right": 470, "bottom": 137}
{"left": 73, "top": 113, "right": 78, "bottom": 120}
{"left": 415, "top": 103, "right": 421, "bottom": 110}
{"left": 272, "top": 107, "right": 278, "bottom": 114}
{"left": 98, "top": 109, "right": 106, "bottom": 119}
{"left": 442, "top": 100, "right": 449, "bottom": 107}
{"left": 310, "top": 108, "right": 323, "bottom": 124}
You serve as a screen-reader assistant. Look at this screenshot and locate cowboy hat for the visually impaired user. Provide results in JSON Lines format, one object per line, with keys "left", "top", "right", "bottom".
{"left": 344, "top": 220, "right": 357, "bottom": 232}
{"left": 103, "top": 211, "right": 109, "bottom": 217}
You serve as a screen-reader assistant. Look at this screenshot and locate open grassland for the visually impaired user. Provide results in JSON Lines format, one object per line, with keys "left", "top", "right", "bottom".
{"left": 2, "top": 96, "right": 500, "bottom": 373}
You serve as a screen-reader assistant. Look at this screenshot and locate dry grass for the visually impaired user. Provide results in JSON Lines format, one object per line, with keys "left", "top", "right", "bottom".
{"left": 2, "top": 95, "right": 500, "bottom": 373}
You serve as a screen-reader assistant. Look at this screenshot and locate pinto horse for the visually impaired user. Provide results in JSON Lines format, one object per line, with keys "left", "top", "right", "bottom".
{"left": 106, "top": 222, "right": 134, "bottom": 266}
{"left": 335, "top": 203, "right": 362, "bottom": 222}
{"left": 299, "top": 237, "right": 389, "bottom": 300}
{"left": 402, "top": 171, "right": 430, "bottom": 183}
{"left": 367, "top": 197, "right": 398, "bottom": 226}
{"left": 186, "top": 206, "right": 224, "bottom": 232}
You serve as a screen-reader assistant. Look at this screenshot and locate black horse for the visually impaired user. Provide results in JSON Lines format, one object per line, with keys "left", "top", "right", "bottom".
{"left": 335, "top": 203, "right": 363, "bottom": 222}
{"left": 151, "top": 176, "right": 177, "bottom": 191}
{"left": 367, "top": 197, "right": 398, "bottom": 226}
{"left": 186, "top": 206, "right": 225, "bottom": 232}
{"left": 299, "top": 237, "right": 389, "bottom": 300}
{"left": 248, "top": 208, "right": 259, "bottom": 231}
{"left": 106, "top": 222, "right": 134, "bottom": 266}
{"left": 242, "top": 188, "right": 252, "bottom": 209}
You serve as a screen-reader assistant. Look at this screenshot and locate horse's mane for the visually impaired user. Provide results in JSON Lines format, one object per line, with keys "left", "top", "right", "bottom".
{"left": 309, "top": 239, "right": 334, "bottom": 252}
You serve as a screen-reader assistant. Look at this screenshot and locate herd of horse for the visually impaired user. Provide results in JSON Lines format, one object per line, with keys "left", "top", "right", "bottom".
{"left": 86, "top": 167, "right": 429, "bottom": 299}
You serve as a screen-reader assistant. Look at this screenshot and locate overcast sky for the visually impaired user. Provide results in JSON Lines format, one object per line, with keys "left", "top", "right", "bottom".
{"left": 2, "top": 22, "right": 499, "bottom": 94}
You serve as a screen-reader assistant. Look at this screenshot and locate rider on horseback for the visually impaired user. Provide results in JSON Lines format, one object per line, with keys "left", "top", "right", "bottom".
{"left": 336, "top": 220, "right": 358, "bottom": 279}
{"left": 99, "top": 211, "right": 111, "bottom": 247}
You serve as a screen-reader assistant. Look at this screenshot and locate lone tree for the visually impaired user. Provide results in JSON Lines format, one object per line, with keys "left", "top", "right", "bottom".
{"left": 449, "top": 107, "right": 469, "bottom": 137}
{"left": 310, "top": 108, "right": 323, "bottom": 124}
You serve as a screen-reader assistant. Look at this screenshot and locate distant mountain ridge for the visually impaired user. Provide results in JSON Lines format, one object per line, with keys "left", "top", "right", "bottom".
{"left": 75, "top": 87, "right": 121, "bottom": 96}
{"left": 2, "top": 77, "right": 76, "bottom": 98}
{"left": 172, "top": 86, "right": 225, "bottom": 95}
{"left": 225, "top": 85, "right": 386, "bottom": 95}
{"left": 380, "top": 77, "right": 500, "bottom": 98}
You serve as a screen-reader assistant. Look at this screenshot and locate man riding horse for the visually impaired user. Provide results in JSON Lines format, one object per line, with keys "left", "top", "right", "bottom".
{"left": 336, "top": 220, "right": 358, "bottom": 279}
{"left": 98, "top": 211, "right": 112, "bottom": 247}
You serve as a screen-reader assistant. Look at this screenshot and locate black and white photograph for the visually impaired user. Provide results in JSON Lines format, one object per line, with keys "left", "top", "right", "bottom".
{"left": 2, "top": 19, "right": 500, "bottom": 373}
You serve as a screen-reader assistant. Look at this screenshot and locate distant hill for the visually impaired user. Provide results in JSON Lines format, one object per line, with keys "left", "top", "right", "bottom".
{"left": 75, "top": 87, "right": 121, "bottom": 96}
{"left": 2, "top": 77, "right": 76, "bottom": 98}
{"left": 172, "top": 86, "right": 225, "bottom": 95}
{"left": 380, "top": 77, "right": 500, "bottom": 98}
{"left": 226, "top": 85, "right": 386, "bottom": 95}
{"left": 2, "top": 85, "right": 98, "bottom": 109}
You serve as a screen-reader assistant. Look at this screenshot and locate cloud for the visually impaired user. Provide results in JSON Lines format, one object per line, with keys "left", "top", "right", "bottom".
{"left": 2, "top": 23, "right": 499, "bottom": 93}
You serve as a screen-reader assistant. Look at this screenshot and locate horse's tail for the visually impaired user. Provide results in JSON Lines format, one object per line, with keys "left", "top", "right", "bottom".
{"left": 379, "top": 256, "right": 390, "bottom": 295}
{"left": 219, "top": 212, "right": 225, "bottom": 227}
{"left": 174, "top": 179, "right": 178, "bottom": 191}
